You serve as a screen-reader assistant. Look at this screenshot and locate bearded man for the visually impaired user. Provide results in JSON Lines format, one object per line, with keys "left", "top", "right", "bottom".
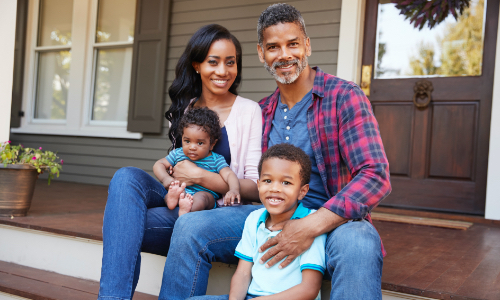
{"left": 255, "top": 4, "right": 391, "bottom": 299}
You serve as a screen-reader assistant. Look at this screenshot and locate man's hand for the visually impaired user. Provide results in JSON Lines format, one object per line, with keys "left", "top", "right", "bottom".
{"left": 170, "top": 160, "right": 202, "bottom": 186}
{"left": 259, "top": 208, "right": 348, "bottom": 269}
{"left": 258, "top": 218, "right": 315, "bottom": 269}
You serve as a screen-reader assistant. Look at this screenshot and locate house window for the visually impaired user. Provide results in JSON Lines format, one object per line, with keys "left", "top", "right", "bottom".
{"left": 12, "top": 0, "right": 141, "bottom": 139}
{"left": 34, "top": 0, "right": 72, "bottom": 121}
{"left": 92, "top": 0, "right": 135, "bottom": 123}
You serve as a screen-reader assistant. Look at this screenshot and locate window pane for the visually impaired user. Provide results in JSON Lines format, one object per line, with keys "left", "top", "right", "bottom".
{"left": 38, "top": 0, "right": 73, "bottom": 46}
{"left": 35, "top": 51, "right": 70, "bottom": 120}
{"left": 375, "top": 0, "right": 486, "bottom": 78}
{"left": 92, "top": 48, "right": 132, "bottom": 121}
{"left": 96, "top": 0, "right": 135, "bottom": 43}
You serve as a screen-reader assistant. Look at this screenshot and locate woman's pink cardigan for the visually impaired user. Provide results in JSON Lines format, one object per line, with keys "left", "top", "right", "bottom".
{"left": 224, "top": 96, "right": 262, "bottom": 183}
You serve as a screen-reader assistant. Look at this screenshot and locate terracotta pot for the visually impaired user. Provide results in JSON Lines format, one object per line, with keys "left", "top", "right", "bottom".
{"left": 0, "top": 164, "right": 38, "bottom": 217}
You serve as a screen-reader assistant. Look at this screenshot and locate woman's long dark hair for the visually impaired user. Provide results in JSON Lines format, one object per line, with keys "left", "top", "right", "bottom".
{"left": 165, "top": 24, "right": 243, "bottom": 150}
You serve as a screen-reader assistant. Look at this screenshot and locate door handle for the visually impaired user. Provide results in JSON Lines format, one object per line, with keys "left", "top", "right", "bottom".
{"left": 360, "top": 65, "right": 372, "bottom": 96}
{"left": 413, "top": 80, "right": 433, "bottom": 108}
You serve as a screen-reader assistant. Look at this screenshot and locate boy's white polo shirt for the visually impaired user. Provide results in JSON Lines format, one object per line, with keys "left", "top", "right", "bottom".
{"left": 235, "top": 203, "right": 326, "bottom": 297}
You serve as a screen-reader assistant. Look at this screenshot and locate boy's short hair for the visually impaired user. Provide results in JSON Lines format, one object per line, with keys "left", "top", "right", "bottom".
{"left": 178, "top": 107, "right": 221, "bottom": 144}
{"left": 257, "top": 3, "right": 308, "bottom": 46}
{"left": 258, "top": 143, "right": 311, "bottom": 185}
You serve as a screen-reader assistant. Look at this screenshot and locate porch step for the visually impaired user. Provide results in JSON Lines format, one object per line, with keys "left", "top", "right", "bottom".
{"left": 0, "top": 260, "right": 156, "bottom": 300}
{"left": 0, "top": 223, "right": 431, "bottom": 300}
{"left": 0, "top": 223, "right": 237, "bottom": 297}
{"left": 0, "top": 223, "right": 166, "bottom": 296}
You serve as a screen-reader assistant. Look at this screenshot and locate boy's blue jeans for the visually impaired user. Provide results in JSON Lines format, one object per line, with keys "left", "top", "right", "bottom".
{"left": 98, "top": 167, "right": 383, "bottom": 300}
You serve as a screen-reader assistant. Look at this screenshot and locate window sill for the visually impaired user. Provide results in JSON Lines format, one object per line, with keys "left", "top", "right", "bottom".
{"left": 10, "top": 126, "right": 143, "bottom": 140}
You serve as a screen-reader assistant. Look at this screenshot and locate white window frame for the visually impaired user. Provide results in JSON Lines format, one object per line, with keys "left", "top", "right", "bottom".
{"left": 11, "top": 0, "right": 142, "bottom": 139}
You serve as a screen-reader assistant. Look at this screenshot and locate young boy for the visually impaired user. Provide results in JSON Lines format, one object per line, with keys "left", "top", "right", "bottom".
{"left": 189, "top": 143, "right": 326, "bottom": 300}
{"left": 153, "top": 107, "right": 240, "bottom": 216}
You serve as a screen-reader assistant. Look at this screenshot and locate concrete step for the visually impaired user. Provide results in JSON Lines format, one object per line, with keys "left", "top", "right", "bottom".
{"left": 0, "top": 223, "right": 239, "bottom": 297}
{"left": 0, "top": 223, "right": 434, "bottom": 300}
{"left": 0, "top": 223, "right": 165, "bottom": 296}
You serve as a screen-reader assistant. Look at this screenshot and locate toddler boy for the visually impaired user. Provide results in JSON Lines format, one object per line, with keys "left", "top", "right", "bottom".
{"left": 189, "top": 143, "right": 326, "bottom": 300}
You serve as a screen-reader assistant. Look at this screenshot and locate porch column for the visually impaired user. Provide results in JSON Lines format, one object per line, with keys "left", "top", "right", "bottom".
{"left": 485, "top": 5, "right": 500, "bottom": 220}
{"left": 0, "top": 1, "right": 17, "bottom": 143}
{"left": 337, "top": 0, "right": 366, "bottom": 84}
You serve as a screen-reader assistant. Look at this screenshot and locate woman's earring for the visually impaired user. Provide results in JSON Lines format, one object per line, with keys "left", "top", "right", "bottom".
{"left": 196, "top": 70, "right": 199, "bottom": 74}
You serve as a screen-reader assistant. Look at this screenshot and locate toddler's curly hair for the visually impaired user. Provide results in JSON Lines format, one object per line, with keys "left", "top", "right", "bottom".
{"left": 258, "top": 143, "right": 312, "bottom": 185}
{"left": 178, "top": 107, "right": 221, "bottom": 145}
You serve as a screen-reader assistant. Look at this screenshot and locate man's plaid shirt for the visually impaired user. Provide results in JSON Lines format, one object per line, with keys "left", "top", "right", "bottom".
{"left": 259, "top": 67, "right": 391, "bottom": 255}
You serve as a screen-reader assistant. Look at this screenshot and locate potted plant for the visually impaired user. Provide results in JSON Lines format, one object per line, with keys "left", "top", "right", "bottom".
{"left": 0, "top": 141, "right": 63, "bottom": 217}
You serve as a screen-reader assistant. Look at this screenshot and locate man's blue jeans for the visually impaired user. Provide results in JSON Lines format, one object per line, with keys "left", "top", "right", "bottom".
{"left": 98, "top": 167, "right": 383, "bottom": 300}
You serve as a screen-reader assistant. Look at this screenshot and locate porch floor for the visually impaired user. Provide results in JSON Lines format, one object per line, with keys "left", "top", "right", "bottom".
{"left": 1, "top": 180, "right": 500, "bottom": 300}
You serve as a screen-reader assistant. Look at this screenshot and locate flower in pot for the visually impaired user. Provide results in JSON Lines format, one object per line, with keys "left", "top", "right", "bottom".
{"left": 0, "top": 141, "right": 63, "bottom": 217}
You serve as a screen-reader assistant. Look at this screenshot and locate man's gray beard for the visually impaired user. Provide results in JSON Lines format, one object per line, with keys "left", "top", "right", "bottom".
{"left": 264, "top": 56, "right": 308, "bottom": 84}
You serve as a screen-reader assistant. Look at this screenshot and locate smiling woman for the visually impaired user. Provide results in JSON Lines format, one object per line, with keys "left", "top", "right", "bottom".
{"left": 192, "top": 39, "right": 238, "bottom": 101}
{"left": 166, "top": 24, "right": 243, "bottom": 149}
{"left": 98, "top": 24, "right": 263, "bottom": 299}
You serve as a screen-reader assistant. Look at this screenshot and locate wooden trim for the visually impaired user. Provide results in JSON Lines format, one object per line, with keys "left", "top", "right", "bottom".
{"left": 361, "top": 0, "right": 378, "bottom": 67}
{"left": 373, "top": 206, "right": 500, "bottom": 227}
{"left": 10, "top": 0, "right": 29, "bottom": 129}
{"left": 372, "top": 212, "right": 473, "bottom": 230}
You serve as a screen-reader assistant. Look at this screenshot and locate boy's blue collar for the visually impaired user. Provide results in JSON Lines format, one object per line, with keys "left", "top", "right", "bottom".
{"left": 257, "top": 203, "right": 310, "bottom": 228}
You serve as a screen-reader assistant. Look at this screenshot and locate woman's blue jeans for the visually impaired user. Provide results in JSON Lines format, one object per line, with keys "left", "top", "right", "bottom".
{"left": 97, "top": 167, "right": 383, "bottom": 300}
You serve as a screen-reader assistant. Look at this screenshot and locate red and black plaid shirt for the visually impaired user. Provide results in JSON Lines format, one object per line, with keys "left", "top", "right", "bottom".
{"left": 259, "top": 67, "right": 391, "bottom": 255}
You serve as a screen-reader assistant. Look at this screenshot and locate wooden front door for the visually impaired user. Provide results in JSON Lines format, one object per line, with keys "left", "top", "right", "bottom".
{"left": 362, "top": 0, "right": 499, "bottom": 214}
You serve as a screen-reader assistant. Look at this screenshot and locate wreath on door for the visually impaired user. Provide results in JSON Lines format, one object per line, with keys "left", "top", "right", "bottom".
{"left": 392, "top": 0, "right": 471, "bottom": 29}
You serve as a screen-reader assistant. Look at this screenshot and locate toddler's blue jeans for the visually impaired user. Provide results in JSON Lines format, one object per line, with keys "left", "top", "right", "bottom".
{"left": 97, "top": 167, "right": 383, "bottom": 300}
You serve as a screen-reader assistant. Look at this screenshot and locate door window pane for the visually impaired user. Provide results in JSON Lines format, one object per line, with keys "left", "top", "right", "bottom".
{"left": 92, "top": 48, "right": 132, "bottom": 121}
{"left": 38, "top": 0, "right": 73, "bottom": 46}
{"left": 96, "top": 0, "right": 135, "bottom": 43}
{"left": 375, "top": 0, "right": 486, "bottom": 78}
{"left": 35, "top": 51, "right": 71, "bottom": 120}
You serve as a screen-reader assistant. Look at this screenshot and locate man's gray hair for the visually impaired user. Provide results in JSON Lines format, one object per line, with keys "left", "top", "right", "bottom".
{"left": 257, "top": 3, "right": 308, "bottom": 46}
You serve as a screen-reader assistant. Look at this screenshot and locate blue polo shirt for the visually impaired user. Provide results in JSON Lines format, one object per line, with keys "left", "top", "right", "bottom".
{"left": 268, "top": 90, "right": 328, "bottom": 210}
{"left": 235, "top": 203, "right": 326, "bottom": 298}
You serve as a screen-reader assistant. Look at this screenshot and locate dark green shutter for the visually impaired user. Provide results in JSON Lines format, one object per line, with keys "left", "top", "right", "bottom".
{"left": 10, "top": 0, "right": 29, "bottom": 128}
{"left": 127, "top": 0, "right": 171, "bottom": 133}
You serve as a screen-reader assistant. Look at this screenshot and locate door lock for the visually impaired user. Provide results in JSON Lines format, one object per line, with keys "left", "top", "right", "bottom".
{"left": 360, "top": 65, "right": 372, "bottom": 96}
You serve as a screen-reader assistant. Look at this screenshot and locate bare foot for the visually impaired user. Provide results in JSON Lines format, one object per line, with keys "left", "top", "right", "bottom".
{"left": 166, "top": 181, "right": 186, "bottom": 210}
{"left": 178, "top": 193, "right": 194, "bottom": 216}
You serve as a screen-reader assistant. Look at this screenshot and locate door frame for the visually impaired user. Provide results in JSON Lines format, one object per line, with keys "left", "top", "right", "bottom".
{"left": 336, "top": 0, "right": 500, "bottom": 219}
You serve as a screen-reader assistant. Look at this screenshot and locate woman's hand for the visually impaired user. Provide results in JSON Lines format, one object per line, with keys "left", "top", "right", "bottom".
{"left": 170, "top": 160, "right": 203, "bottom": 186}
{"left": 171, "top": 160, "right": 233, "bottom": 195}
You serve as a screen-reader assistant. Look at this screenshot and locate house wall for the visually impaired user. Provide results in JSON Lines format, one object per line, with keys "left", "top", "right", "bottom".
{"left": 0, "top": 1, "right": 17, "bottom": 143}
{"left": 10, "top": 0, "right": 342, "bottom": 186}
